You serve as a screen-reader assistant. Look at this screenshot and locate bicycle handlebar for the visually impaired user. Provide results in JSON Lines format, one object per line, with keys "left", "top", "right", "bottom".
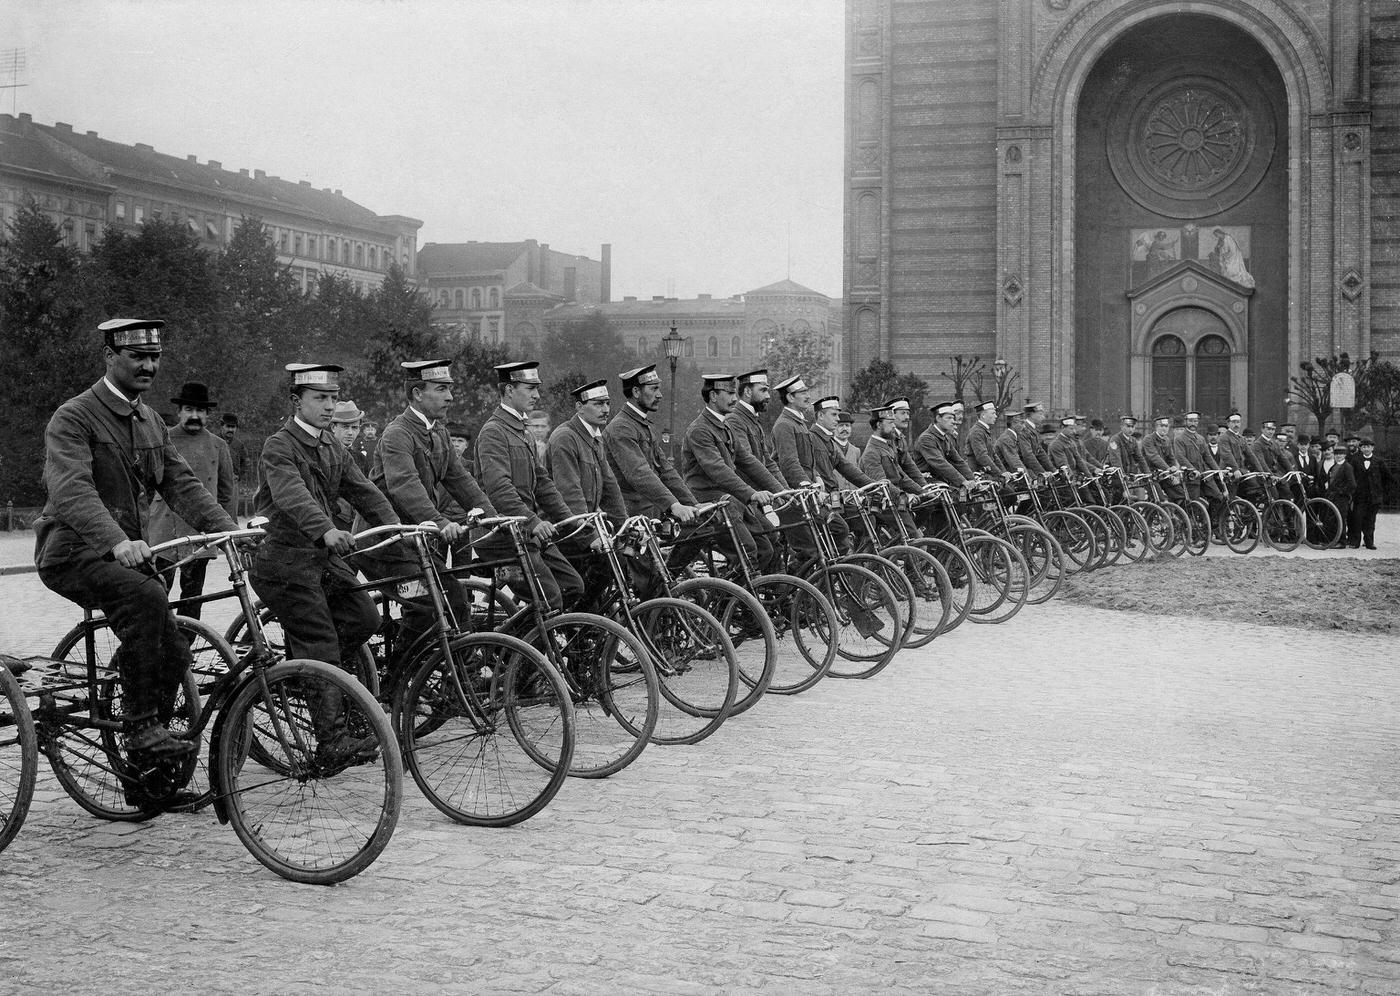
{"left": 146, "top": 527, "right": 267, "bottom": 559}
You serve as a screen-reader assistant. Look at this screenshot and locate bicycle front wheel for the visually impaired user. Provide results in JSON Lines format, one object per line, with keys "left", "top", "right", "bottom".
{"left": 1222, "top": 497, "right": 1261, "bottom": 554}
{"left": 1042, "top": 510, "right": 1096, "bottom": 573}
{"left": 965, "top": 534, "right": 1029, "bottom": 625}
{"left": 633, "top": 597, "right": 737, "bottom": 746}
{"left": 878, "top": 544, "right": 952, "bottom": 649}
{"left": 0, "top": 664, "right": 37, "bottom": 853}
{"left": 214, "top": 659, "right": 402, "bottom": 885}
{"left": 400, "top": 633, "right": 573, "bottom": 827}
{"left": 1304, "top": 497, "right": 1343, "bottom": 549}
{"left": 1006, "top": 524, "right": 1064, "bottom": 605}
{"left": 816, "top": 563, "right": 903, "bottom": 679}
{"left": 671, "top": 577, "right": 776, "bottom": 717}
{"left": 1262, "top": 499, "right": 1305, "bottom": 552}
{"left": 750, "top": 573, "right": 838, "bottom": 695}
{"left": 1184, "top": 500, "right": 1211, "bottom": 557}
{"left": 1108, "top": 505, "right": 1151, "bottom": 564}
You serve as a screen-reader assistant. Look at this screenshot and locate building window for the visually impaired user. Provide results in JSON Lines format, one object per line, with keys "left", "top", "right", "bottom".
{"left": 188, "top": 217, "right": 200, "bottom": 235}
{"left": 438, "top": 290, "right": 449, "bottom": 306}
{"left": 684, "top": 339, "right": 694, "bottom": 358}
{"left": 294, "top": 233, "right": 304, "bottom": 255}
{"left": 206, "top": 220, "right": 220, "bottom": 240}
{"left": 707, "top": 336, "right": 718, "bottom": 357}
{"left": 83, "top": 222, "right": 96, "bottom": 250}
{"left": 638, "top": 337, "right": 648, "bottom": 355}
{"left": 368, "top": 247, "right": 377, "bottom": 269}
{"left": 115, "top": 201, "right": 126, "bottom": 221}
{"left": 487, "top": 317, "right": 499, "bottom": 343}
{"left": 470, "top": 288, "right": 481, "bottom": 309}
{"left": 61, "top": 220, "right": 75, "bottom": 245}
{"left": 325, "top": 238, "right": 335, "bottom": 260}
{"left": 454, "top": 289, "right": 464, "bottom": 309}
{"left": 279, "top": 230, "right": 289, "bottom": 251}
{"left": 730, "top": 336, "right": 741, "bottom": 357}
{"left": 134, "top": 205, "right": 145, "bottom": 225}
{"left": 306, "top": 235, "right": 317, "bottom": 257}
{"left": 354, "top": 243, "right": 364, "bottom": 266}
{"left": 151, "top": 208, "right": 162, "bottom": 221}
{"left": 339, "top": 242, "right": 347, "bottom": 263}
{"left": 489, "top": 287, "right": 499, "bottom": 308}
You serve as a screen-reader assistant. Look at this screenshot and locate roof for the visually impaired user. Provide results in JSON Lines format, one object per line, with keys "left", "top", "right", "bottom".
{"left": 0, "top": 116, "right": 103, "bottom": 186}
{"left": 744, "top": 278, "right": 829, "bottom": 298}
{"left": 1, "top": 115, "right": 419, "bottom": 234}
{"left": 546, "top": 297, "right": 746, "bottom": 322}
{"left": 418, "top": 242, "right": 530, "bottom": 275}
{"left": 504, "top": 281, "right": 562, "bottom": 299}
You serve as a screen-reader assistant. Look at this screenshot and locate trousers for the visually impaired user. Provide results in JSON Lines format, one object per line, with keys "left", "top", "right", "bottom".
{"left": 250, "top": 542, "right": 379, "bottom": 671}
{"left": 160, "top": 557, "right": 211, "bottom": 619}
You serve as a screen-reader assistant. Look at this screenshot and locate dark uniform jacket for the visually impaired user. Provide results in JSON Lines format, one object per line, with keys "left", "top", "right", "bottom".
{"left": 965, "top": 420, "right": 1006, "bottom": 476}
{"left": 682, "top": 408, "right": 780, "bottom": 504}
{"left": 35, "top": 379, "right": 236, "bottom": 568}
{"left": 1216, "top": 430, "right": 1251, "bottom": 472}
{"left": 1048, "top": 431, "right": 1092, "bottom": 476}
{"left": 994, "top": 425, "right": 1028, "bottom": 474}
{"left": 1084, "top": 434, "right": 1110, "bottom": 465}
{"left": 254, "top": 416, "right": 396, "bottom": 551}
{"left": 148, "top": 428, "right": 238, "bottom": 552}
{"left": 1249, "top": 435, "right": 1288, "bottom": 474}
{"left": 1106, "top": 429, "right": 1144, "bottom": 474}
{"left": 771, "top": 408, "right": 818, "bottom": 487}
{"left": 1173, "top": 428, "right": 1219, "bottom": 476}
{"left": 726, "top": 403, "right": 788, "bottom": 487}
{"left": 860, "top": 434, "right": 923, "bottom": 495}
{"left": 893, "top": 432, "right": 926, "bottom": 487}
{"left": 1015, "top": 421, "right": 1056, "bottom": 473}
{"left": 811, "top": 424, "right": 872, "bottom": 491}
{"left": 546, "top": 415, "right": 627, "bottom": 520}
{"left": 1354, "top": 454, "right": 1393, "bottom": 505}
{"left": 476, "top": 405, "right": 572, "bottom": 531}
{"left": 914, "top": 425, "right": 971, "bottom": 486}
{"left": 1326, "top": 459, "right": 1357, "bottom": 499}
{"left": 1141, "top": 431, "right": 1180, "bottom": 472}
{"left": 373, "top": 408, "right": 496, "bottom": 529}
{"left": 603, "top": 402, "right": 695, "bottom": 517}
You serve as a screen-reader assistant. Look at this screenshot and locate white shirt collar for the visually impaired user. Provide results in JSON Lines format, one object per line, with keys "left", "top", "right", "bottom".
{"left": 782, "top": 406, "right": 806, "bottom": 423}
{"left": 705, "top": 406, "right": 728, "bottom": 425}
{"left": 292, "top": 415, "right": 324, "bottom": 442}
{"left": 575, "top": 415, "right": 602, "bottom": 439}
{"left": 102, "top": 377, "right": 137, "bottom": 406}
{"left": 627, "top": 402, "right": 650, "bottom": 421}
{"left": 499, "top": 402, "right": 527, "bottom": 422}
{"left": 409, "top": 405, "right": 436, "bottom": 430}
{"left": 737, "top": 400, "right": 756, "bottom": 416}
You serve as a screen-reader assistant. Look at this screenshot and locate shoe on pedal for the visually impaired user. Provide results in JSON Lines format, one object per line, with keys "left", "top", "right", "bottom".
{"left": 123, "top": 718, "right": 196, "bottom": 761}
{"left": 840, "top": 598, "right": 886, "bottom": 638}
{"left": 315, "top": 730, "right": 379, "bottom": 770}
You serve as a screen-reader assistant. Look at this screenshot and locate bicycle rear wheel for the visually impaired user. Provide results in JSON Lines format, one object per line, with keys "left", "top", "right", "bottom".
{"left": 1184, "top": 500, "right": 1211, "bottom": 557}
{"left": 842, "top": 553, "right": 918, "bottom": 650}
{"left": 1262, "top": 499, "right": 1305, "bottom": 552}
{"left": 1304, "top": 497, "right": 1343, "bottom": 549}
{"left": 521, "top": 613, "right": 658, "bottom": 778}
{"left": 1006, "top": 524, "right": 1064, "bottom": 605}
{"left": 750, "top": 573, "right": 838, "bottom": 695}
{"left": 1108, "top": 504, "right": 1151, "bottom": 563}
{"left": 0, "top": 664, "right": 37, "bottom": 853}
{"left": 1161, "top": 503, "right": 1191, "bottom": 559}
{"left": 671, "top": 577, "right": 776, "bottom": 717}
{"left": 907, "top": 538, "right": 976, "bottom": 634}
{"left": 1082, "top": 505, "right": 1124, "bottom": 568}
{"left": 1042, "top": 510, "right": 1096, "bottom": 573}
{"left": 214, "top": 659, "right": 402, "bottom": 885}
{"left": 399, "top": 633, "right": 573, "bottom": 827}
{"left": 1131, "top": 501, "right": 1173, "bottom": 556}
{"left": 633, "top": 597, "right": 737, "bottom": 746}
{"left": 1222, "top": 497, "right": 1261, "bottom": 554}
{"left": 817, "top": 563, "right": 903, "bottom": 679}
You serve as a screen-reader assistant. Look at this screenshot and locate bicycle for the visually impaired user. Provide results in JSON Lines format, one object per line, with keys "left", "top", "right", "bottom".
{"left": 0, "top": 658, "right": 37, "bottom": 855}
{"left": 1201, "top": 468, "right": 1261, "bottom": 555}
{"left": 32, "top": 527, "right": 403, "bottom": 884}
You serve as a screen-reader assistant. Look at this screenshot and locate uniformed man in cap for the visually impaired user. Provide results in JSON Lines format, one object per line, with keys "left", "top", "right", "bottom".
{"left": 965, "top": 401, "right": 1010, "bottom": 480}
{"left": 1047, "top": 416, "right": 1093, "bottom": 480}
{"left": 886, "top": 396, "right": 929, "bottom": 487}
{"left": 34, "top": 318, "right": 238, "bottom": 777}
{"left": 771, "top": 373, "right": 833, "bottom": 562}
{"left": 149, "top": 381, "right": 238, "bottom": 619}
{"left": 727, "top": 369, "right": 788, "bottom": 486}
{"left": 1107, "top": 414, "right": 1145, "bottom": 487}
{"left": 811, "top": 396, "right": 873, "bottom": 493}
{"left": 1084, "top": 419, "right": 1110, "bottom": 466}
{"left": 1251, "top": 420, "right": 1290, "bottom": 477}
{"left": 1215, "top": 411, "right": 1250, "bottom": 476}
{"left": 859, "top": 403, "right": 924, "bottom": 536}
{"left": 1142, "top": 415, "right": 1186, "bottom": 501}
{"left": 1016, "top": 402, "right": 1057, "bottom": 475}
{"left": 680, "top": 373, "right": 780, "bottom": 572}
{"left": 1173, "top": 411, "right": 1223, "bottom": 511}
{"left": 603, "top": 364, "right": 698, "bottom": 523}
{"left": 546, "top": 378, "right": 628, "bottom": 577}
{"left": 475, "top": 361, "right": 584, "bottom": 613}
{"left": 994, "top": 408, "right": 1029, "bottom": 477}
{"left": 251, "top": 363, "right": 400, "bottom": 760}
{"left": 915, "top": 402, "right": 972, "bottom": 486}
{"left": 363, "top": 360, "right": 498, "bottom": 661}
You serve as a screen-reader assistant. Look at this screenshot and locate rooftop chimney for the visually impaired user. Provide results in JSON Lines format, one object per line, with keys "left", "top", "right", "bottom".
{"left": 299, "top": 180, "right": 310, "bottom": 186}
{"left": 698, "top": 294, "right": 712, "bottom": 300}
{"left": 18, "top": 112, "right": 31, "bottom": 123}
{"left": 653, "top": 296, "right": 665, "bottom": 302}
{"left": 239, "top": 168, "right": 249, "bottom": 176}
{"left": 55, "top": 122, "right": 72, "bottom": 132}
{"left": 601, "top": 243, "right": 612, "bottom": 303}
{"left": 254, "top": 169, "right": 266, "bottom": 180}
{"left": 539, "top": 244, "right": 550, "bottom": 290}
{"left": 334, "top": 189, "right": 342, "bottom": 196}
{"left": 208, "top": 160, "right": 221, "bottom": 169}
{"left": 135, "top": 143, "right": 154, "bottom": 152}
{"left": 86, "top": 130, "right": 97, "bottom": 138}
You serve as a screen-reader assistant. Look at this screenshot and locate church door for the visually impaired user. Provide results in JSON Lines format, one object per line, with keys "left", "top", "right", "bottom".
{"left": 1150, "top": 334, "right": 1187, "bottom": 416}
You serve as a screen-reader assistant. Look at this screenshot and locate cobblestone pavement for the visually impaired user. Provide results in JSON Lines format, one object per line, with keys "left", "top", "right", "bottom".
{"left": 1, "top": 535, "right": 1398, "bottom": 993}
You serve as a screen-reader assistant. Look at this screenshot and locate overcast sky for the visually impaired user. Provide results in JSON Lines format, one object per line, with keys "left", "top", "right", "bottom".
{"left": 5, "top": 0, "right": 846, "bottom": 300}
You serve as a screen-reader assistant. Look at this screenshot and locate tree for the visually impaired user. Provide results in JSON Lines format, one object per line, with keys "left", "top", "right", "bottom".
{"left": 541, "top": 311, "right": 635, "bottom": 382}
{"left": 1289, "top": 351, "right": 1383, "bottom": 435}
{"left": 761, "top": 322, "right": 834, "bottom": 391}
{"left": 341, "top": 262, "right": 442, "bottom": 422}
{"left": 1368, "top": 361, "right": 1400, "bottom": 430}
{"left": 0, "top": 203, "right": 97, "bottom": 503}
{"left": 848, "top": 358, "right": 932, "bottom": 437}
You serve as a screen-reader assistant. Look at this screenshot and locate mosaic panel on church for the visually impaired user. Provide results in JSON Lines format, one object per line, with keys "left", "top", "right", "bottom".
{"left": 1129, "top": 225, "right": 1253, "bottom": 288}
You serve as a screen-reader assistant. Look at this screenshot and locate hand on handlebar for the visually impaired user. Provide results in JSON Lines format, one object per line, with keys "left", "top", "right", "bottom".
{"left": 321, "top": 528, "right": 356, "bottom": 556}
{"left": 669, "top": 502, "right": 697, "bottom": 524}
{"left": 111, "top": 539, "right": 154, "bottom": 569}
{"left": 750, "top": 490, "right": 775, "bottom": 505}
{"left": 530, "top": 519, "right": 558, "bottom": 544}
{"left": 440, "top": 521, "right": 469, "bottom": 544}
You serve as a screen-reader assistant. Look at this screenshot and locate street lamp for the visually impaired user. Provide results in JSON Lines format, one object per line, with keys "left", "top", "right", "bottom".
{"left": 661, "top": 320, "right": 685, "bottom": 450}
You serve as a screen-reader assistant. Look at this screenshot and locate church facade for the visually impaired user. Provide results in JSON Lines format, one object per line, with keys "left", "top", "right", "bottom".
{"left": 843, "top": 0, "right": 1399, "bottom": 426}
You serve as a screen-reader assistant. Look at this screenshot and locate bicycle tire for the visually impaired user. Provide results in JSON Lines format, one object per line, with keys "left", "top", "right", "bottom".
{"left": 1160, "top": 503, "right": 1191, "bottom": 559}
{"left": 400, "top": 632, "right": 573, "bottom": 827}
{"left": 815, "top": 563, "right": 903, "bottom": 679}
{"left": 516, "top": 613, "right": 659, "bottom": 778}
{"left": 47, "top": 621, "right": 218, "bottom": 822}
{"left": 1006, "top": 523, "right": 1064, "bottom": 605}
{"left": 1108, "top": 504, "right": 1151, "bottom": 564}
{"left": 1184, "top": 500, "right": 1211, "bottom": 557}
{"left": 633, "top": 597, "right": 737, "bottom": 746}
{"left": 1304, "top": 497, "right": 1343, "bottom": 549}
{"left": 905, "top": 538, "right": 976, "bottom": 634}
{"left": 749, "top": 573, "right": 838, "bottom": 695}
{"left": 1130, "top": 501, "right": 1173, "bottom": 556}
{"left": 1262, "top": 499, "right": 1305, "bottom": 552}
{"left": 225, "top": 603, "right": 380, "bottom": 700}
{"left": 213, "top": 658, "right": 402, "bottom": 885}
{"left": 840, "top": 553, "right": 918, "bottom": 650}
{"left": 965, "top": 534, "right": 1029, "bottom": 625}
{"left": 1082, "top": 505, "right": 1124, "bottom": 568}
{"left": 878, "top": 543, "right": 952, "bottom": 649}
{"left": 1222, "top": 497, "right": 1261, "bottom": 555}
{"left": 671, "top": 577, "right": 776, "bottom": 716}
{"left": 1041, "top": 510, "right": 1096, "bottom": 573}
{"left": 0, "top": 665, "right": 37, "bottom": 854}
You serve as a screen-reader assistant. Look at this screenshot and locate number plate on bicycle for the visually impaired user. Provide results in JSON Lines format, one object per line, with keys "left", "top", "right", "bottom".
{"left": 981, "top": 502, "right": 996, "bottom": 512}
{"left": 1016, "top": 493, "right": 1030, "bottom": 501}
{"left": 397, "top": 580, "right": 428, "bottom": 599}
